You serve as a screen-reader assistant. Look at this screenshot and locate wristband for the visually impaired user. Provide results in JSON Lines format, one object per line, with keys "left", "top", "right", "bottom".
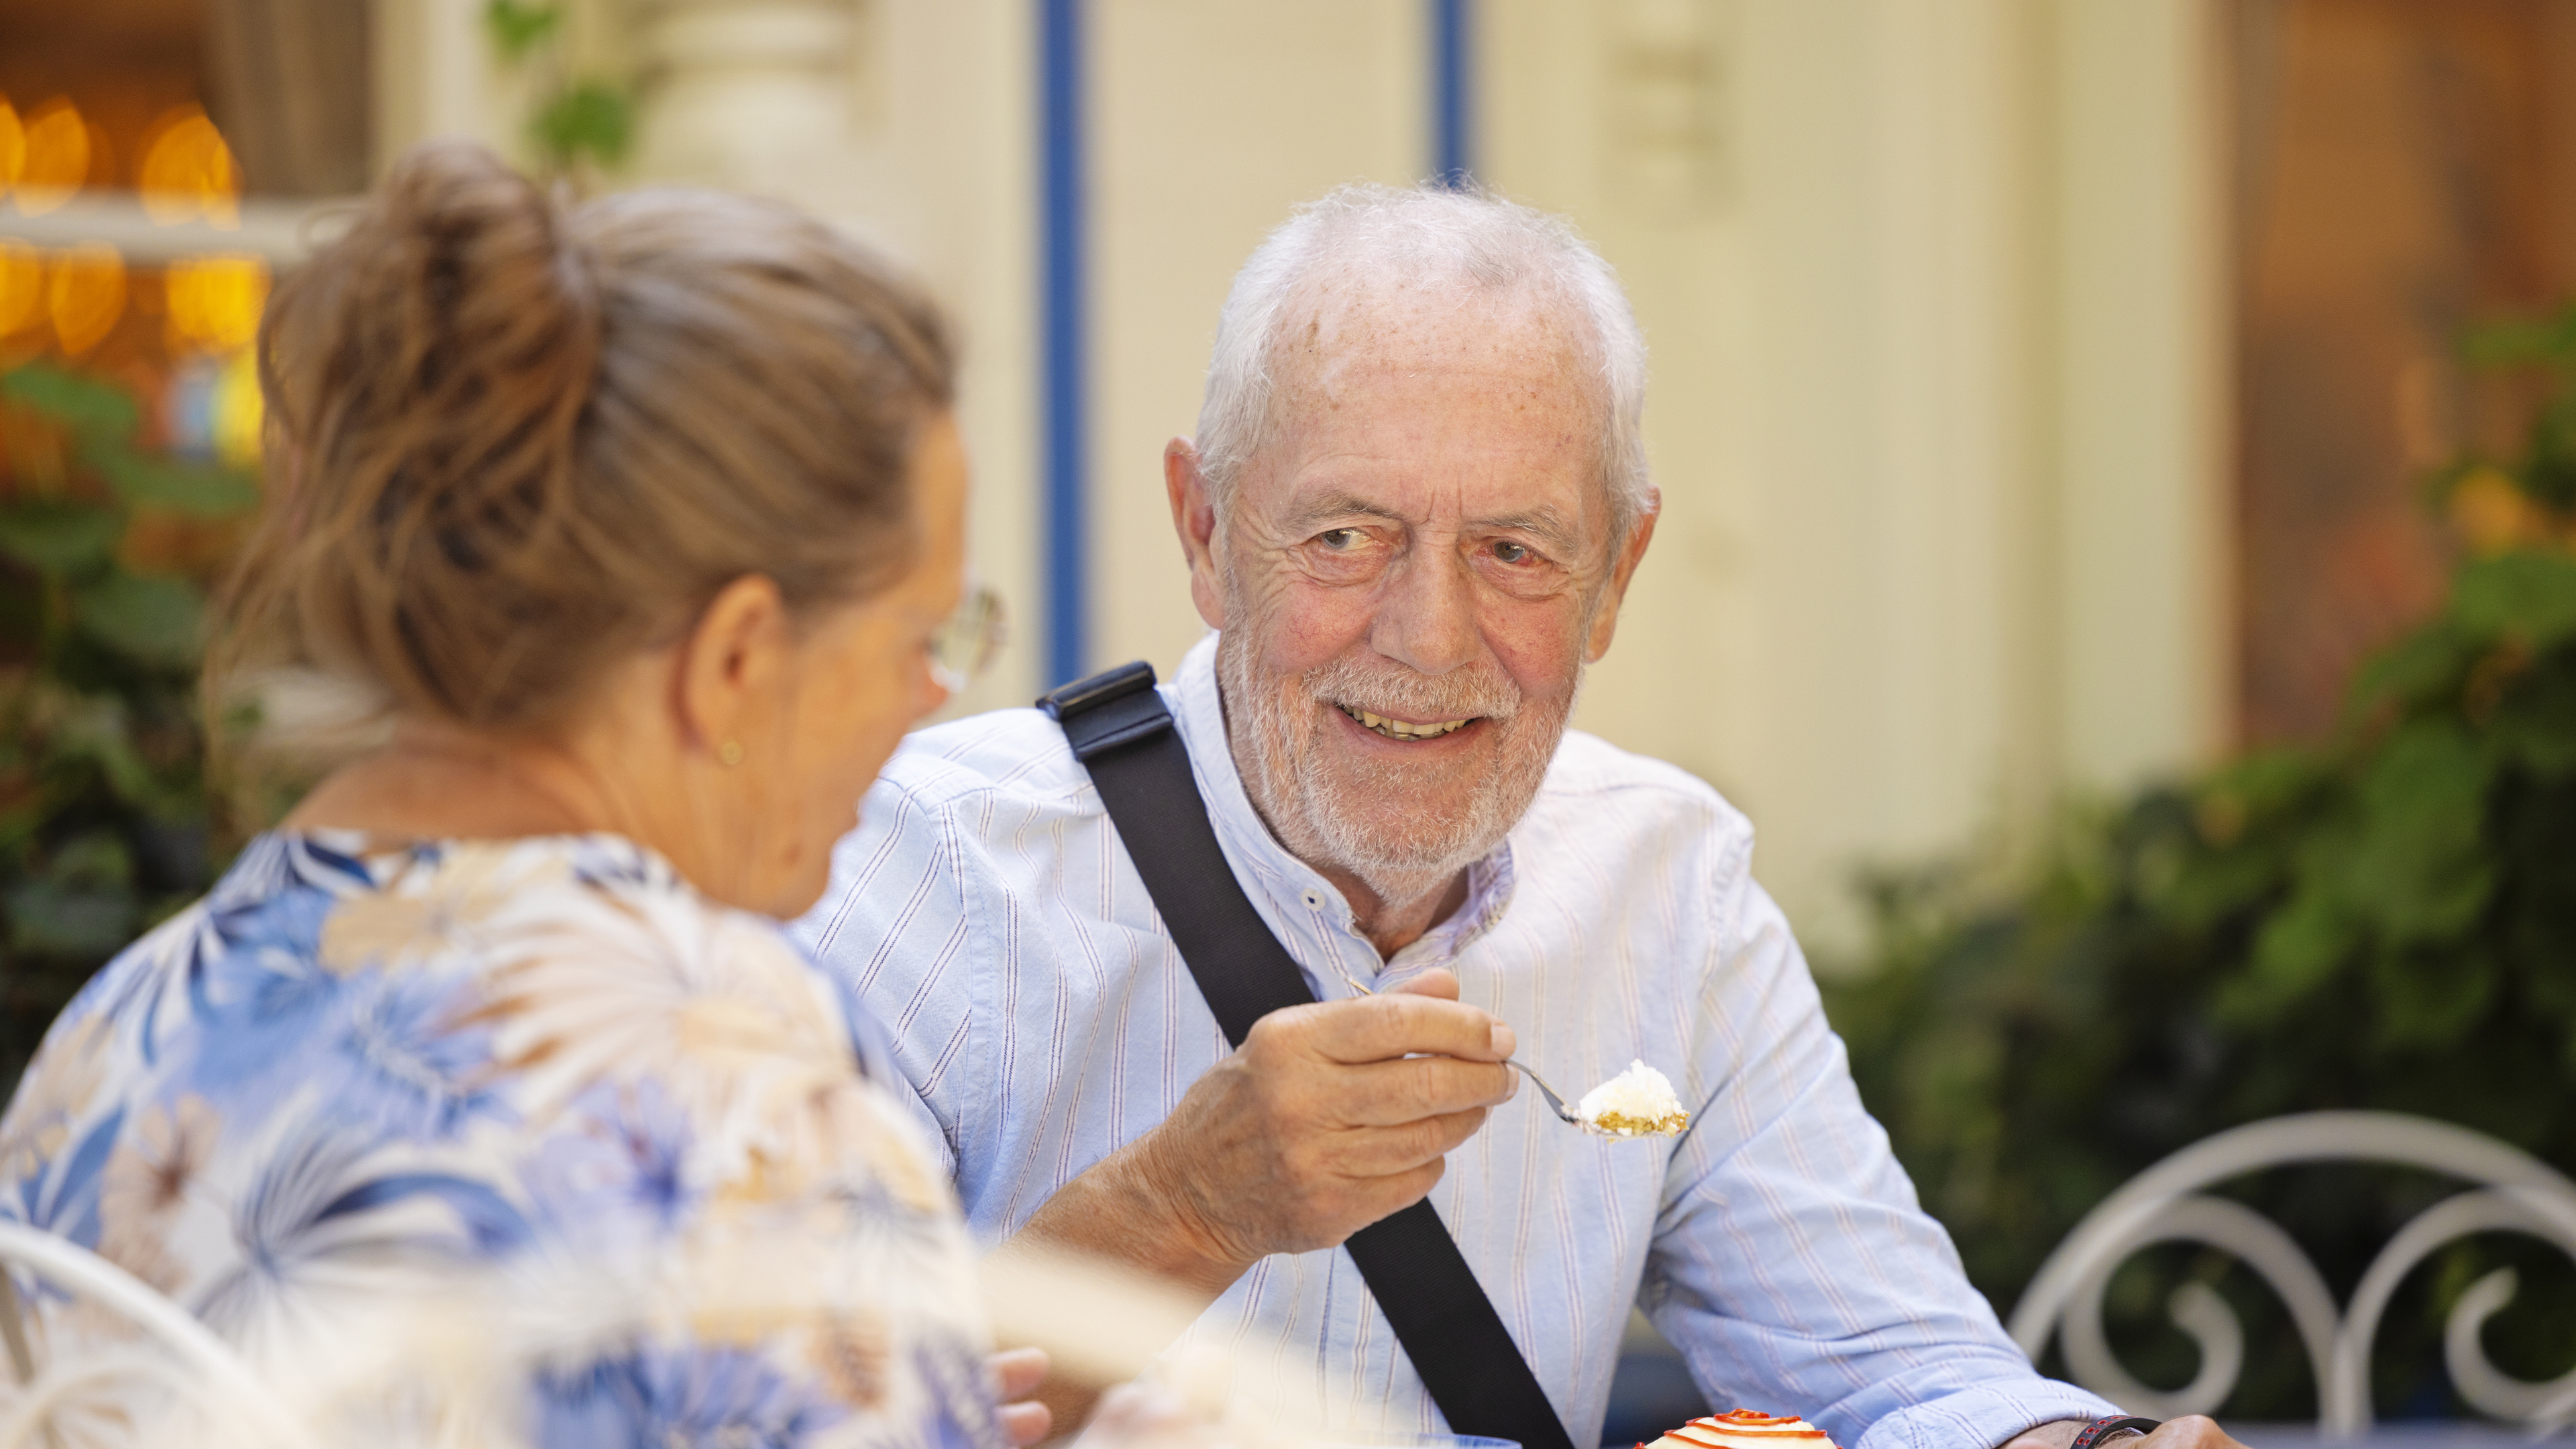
{"left": 2070, "top": 1418, "right": 2161, "bottom": 1449}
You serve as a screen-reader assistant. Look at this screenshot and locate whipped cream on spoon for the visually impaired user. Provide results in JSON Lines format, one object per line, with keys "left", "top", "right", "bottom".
{"left": 1328, "top": 968, "right": 1687, "bottom": 1139}
{"left": 1499, "top": 1059, "right": 1690, "bottom": 1138}
{"left": 1574, "top": 1059, "right": 1690, "bottom": 1138}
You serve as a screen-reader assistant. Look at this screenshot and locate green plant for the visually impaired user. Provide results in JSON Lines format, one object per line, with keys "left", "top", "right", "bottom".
{"left": 0, "top": 364, "right": 259, "bottom": 1089}
{"left": 1825, "top": 309, "right": 2576, "bottom": 1420}
{"left": 485, "top": 1, "right": 636, "bottom": 178}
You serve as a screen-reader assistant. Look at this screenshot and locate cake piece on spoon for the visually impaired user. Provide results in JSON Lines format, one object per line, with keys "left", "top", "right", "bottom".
{"left": 1576, "top": 1059, "right": 1691, "bottom": 1137}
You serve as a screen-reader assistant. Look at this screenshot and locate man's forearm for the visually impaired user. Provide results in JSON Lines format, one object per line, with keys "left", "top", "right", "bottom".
{"left": 1004, "top": 1127, "right": 1258, "bottom": 1303}
{"left": 991, "top": 1132, "right": 1257, "bottom": 1439}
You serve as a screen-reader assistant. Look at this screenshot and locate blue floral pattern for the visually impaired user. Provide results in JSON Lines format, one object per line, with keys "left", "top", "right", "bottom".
{"left": 0, "top": 832, "right": 1002, "bottom": 1449}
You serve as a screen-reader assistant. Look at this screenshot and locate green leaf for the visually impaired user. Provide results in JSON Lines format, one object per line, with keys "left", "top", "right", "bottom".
{"left": 2222, "top": 878, "right": 2357, "bottom": 1023}
{"left": 2463, "top": 303, "right": 2576, "bottom": 369}
{"left": 484, "top": 0, "right": 563, "bottom": 60}
{"left": 0, "top": 364, "right": 138, "bottom": 442}
{"left": 36, "top": 688, "right": 159, "bottom": 806}
{"left": 2529, "top": 402, "right": 2576, "bottom": 511}
{"left": 2371, "top": 947, "right": 2496, "bottom": 1053}
{"left": 2488, "top": 652, "right": 2576, "bottom": 779}
{"left": 534, "top": 81, "right": 635, "bottom": 170}
{"left": 91, "top": 443, "right": 260, "bottom": 518}
{"left": 72, "top": 572, "right": 205, "bottom": 668}
{"left": 0, "top": 504, "right": 121, "bottom": 576}
{"left": 2452, "top": 553, "right": 2576, "bottom": 651}
{"left": 3, "top": 877, "right": 137, "bottom": 958}
{"left": 46, "top": 830, "right": 131, "bottom": 888}
{"left": 2349, "top": 618, "right": 2477, "bottom": 716}
{"left": 2343, "top": 721, "right": 2498, "bottom": 945}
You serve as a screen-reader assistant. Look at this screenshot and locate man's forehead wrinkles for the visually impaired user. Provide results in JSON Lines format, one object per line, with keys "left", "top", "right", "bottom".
{"left": 1281, "top": 292, "right": 1591, "bottom": 394}
{"left": 1285, "top": 490, "right": 1411, "bottom": 527}
{"left": 1477, "top": 506, "right": 1579, "bottom": 541}
{"left": 1303, "top": 351, "right": 1586, "bottom": 396}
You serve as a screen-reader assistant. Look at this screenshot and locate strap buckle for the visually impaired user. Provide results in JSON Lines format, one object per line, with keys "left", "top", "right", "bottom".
{"left": 1036, "top": 659, "right": 1157, "bottom": 720}
{"left": 1037, "top": 661, "right": 1171, "bottom": 760}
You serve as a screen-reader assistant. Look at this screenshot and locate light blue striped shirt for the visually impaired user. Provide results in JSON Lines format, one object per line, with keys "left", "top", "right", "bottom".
{"left": 794, "top": 635, "right": 2113, "bottom": 1449}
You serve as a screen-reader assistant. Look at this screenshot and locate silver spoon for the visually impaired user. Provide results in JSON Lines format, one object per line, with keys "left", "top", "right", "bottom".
{"left": 1504, "top": 1059, "right": 1586, "bottom": 1127}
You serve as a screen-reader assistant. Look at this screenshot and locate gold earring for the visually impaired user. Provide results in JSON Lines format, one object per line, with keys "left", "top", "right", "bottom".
{"left": 718, "top": 739, "right": 745, "bottom": 767}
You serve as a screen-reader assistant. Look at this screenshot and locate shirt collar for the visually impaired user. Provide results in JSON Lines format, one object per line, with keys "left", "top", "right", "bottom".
{"left": 1164, "top": 633, "right": 1517, "bottom": 977}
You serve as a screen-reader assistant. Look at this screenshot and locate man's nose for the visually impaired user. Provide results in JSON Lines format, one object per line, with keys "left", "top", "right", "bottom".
{"left": 1369, "top": 548, "right": 1479, "bottom": 676}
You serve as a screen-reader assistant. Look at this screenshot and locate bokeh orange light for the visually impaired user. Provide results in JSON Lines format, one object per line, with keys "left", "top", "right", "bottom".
{"left": 165, "top": 254, "right": 268, "bottom": 353}
{"left": 139, "top": 105, "right": 241, "bottom": 227}
{"left": 47, "top": 242, "right": 125, "bottom": 355}
{"left": 0, "top": 244, "right": 40, "bottom": 338}
{"left": 213, "top": 350, "right": 262, "bottom": 467}
{"left": 14, "top": 99, "right": 92, "bottom": 215}
{"left": 0, "top": 99, "right": 24, "bottom": 193}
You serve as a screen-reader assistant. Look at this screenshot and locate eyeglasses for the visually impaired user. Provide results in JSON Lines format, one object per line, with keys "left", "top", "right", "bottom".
{"left": 927, "top": 583, "right": 1007, "bottom": 692}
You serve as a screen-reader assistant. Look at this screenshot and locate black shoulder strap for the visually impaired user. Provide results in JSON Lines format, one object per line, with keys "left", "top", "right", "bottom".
{"left": 1040, "top": 662, "right": 1575, "bottom": 1449}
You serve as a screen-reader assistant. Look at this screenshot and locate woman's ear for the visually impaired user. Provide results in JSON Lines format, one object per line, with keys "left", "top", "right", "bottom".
{"left": 676, "top": 574, "right": 792, "bottom": 759}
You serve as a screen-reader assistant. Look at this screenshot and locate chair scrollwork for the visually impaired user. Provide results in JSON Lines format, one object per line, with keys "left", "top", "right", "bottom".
{"left": 2006, "top": 1112, "right": 2576, "bottom": 1439}
{"left": 0, "top": 1221, "right": 314, "bottom": 1449}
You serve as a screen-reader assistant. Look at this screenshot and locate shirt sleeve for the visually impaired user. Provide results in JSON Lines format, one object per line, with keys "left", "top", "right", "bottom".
{"left": 1640, "top": 851, "right": 2118, "bottom": 1449}
{"left": 789, "top": 773, "right": 987, "bottom": 1189}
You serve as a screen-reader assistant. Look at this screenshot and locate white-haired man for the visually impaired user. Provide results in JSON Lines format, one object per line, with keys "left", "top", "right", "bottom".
{"left": 795, "top": 186, "right": 2241, "bottom": 1449}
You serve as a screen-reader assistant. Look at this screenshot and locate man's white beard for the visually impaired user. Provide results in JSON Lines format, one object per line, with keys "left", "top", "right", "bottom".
{"left": 1218, "top": 629, "right": 1576, "bottom": 910}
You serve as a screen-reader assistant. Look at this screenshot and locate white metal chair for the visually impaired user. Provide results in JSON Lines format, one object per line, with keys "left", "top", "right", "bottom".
{"left": 2007, "top": 1112, "right": 2576, "bottom": 1438}
{"left": 0, "top": 1222, "right": 315, "bottom": 1449}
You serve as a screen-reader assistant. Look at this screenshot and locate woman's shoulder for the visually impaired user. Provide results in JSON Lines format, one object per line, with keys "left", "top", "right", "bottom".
{"left": 9, "top": 829, "right": 924, "bottom": 1224}
{"left": 0, "top": 829, "right": 998, "bottom": 1449}
{"left": 447, "top": 833, "right": 883, "bottom": 1109}
{"left": 284, "top": 830, "right": 889, "bottom": 1129}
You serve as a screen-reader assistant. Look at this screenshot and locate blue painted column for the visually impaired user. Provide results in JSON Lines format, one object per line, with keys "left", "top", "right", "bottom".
{"left": 1039, "top": 0, "right": 1089, "bottom": 688}
{"left": 1432, "top": 0, "right": 1474, "bottom": 186}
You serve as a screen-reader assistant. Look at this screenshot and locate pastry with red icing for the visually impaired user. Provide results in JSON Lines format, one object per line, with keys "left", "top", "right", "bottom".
{"left": 1641, "top": 1410, "right": 1841, "bottom": 1449}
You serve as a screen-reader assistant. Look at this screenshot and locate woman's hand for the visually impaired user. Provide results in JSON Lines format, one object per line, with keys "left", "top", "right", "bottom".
{"left": 991, "top": 1346, "right": 1055, "bottom": 1446}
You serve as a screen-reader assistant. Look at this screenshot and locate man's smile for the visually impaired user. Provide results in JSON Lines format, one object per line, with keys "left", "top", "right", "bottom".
{"left": 1332, "top": 701, "right": 1477, "bottom": 741}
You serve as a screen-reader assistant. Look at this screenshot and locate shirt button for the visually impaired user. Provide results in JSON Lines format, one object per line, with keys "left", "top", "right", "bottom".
{"left": 1301, "top": 891, "right": 1324, "bottom": 910}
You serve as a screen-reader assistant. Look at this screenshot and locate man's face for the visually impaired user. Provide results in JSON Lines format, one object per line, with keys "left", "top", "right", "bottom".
{"left": 1188, "top": 288, "right": 1645, "bottom": 906}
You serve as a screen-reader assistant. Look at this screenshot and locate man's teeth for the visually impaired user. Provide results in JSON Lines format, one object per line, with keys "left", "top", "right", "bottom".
{"left": 1338, "top": 704, "right": 1471, "bottom": 740}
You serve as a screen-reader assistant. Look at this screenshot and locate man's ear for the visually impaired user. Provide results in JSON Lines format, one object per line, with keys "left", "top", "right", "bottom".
{"left": 1166, "top": 437, "right": 1226, "bottom": 631}
{"left": 1582, "top": 492, "right": 1660, "bottom": 664}
{"left": 676, "top": 574, "right": 791, "bottom": 759}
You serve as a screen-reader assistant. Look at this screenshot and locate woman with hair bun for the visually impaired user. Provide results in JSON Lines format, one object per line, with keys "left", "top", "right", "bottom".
{"left": 0, "top": 142, "right": 1035, "bottom": 1448}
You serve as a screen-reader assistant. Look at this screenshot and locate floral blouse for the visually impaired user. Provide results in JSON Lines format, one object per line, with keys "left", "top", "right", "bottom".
{"left": 0, "top": 831, "right": 1004, "bottom": 1449}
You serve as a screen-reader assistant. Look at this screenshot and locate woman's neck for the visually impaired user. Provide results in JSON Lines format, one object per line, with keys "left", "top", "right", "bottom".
{"left": 280, "top": 721, "right": 628, "bottom": 844}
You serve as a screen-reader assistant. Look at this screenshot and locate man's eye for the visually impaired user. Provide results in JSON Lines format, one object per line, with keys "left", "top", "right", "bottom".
{"left": 1318, "top": 529, "right": 1362, "bottom": 550}
{"left": 1491, "top": 540, "right": 1534, "bottom": 565}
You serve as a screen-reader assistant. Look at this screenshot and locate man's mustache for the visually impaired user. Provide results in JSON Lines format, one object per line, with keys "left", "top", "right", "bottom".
{"left": 1300, "top": 655, "right": 1523, "bottom": 724}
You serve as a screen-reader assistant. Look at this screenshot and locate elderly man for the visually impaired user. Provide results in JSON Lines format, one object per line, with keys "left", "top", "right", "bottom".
{"left": 796, "top": 186, "right": 2233, "bottom": 1449}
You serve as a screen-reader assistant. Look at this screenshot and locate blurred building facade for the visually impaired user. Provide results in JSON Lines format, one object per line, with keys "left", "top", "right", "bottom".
{"left": 9, "top": 0, "right": 2241, "bottom": 946}
{"left": 693, "top": 0, "right": 2225, "bottom": 949}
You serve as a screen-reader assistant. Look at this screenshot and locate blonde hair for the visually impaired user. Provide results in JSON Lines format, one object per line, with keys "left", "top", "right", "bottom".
{"left": 212, "top": 141, "right": 955, "bottom": 735}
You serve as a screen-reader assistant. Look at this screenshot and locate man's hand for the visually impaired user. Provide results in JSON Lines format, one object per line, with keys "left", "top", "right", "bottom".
{"left": 1010, "top": 967, "right": 1516, "bottom": 1295}
{"left": 1126, "top": 967, "right": 1519, "bottom": 1270}
{"left": 2002, "top": 1419, "right": 2249, "bottom": 1449}
{"left": 998, "top": 968, "right": 1513, "bottom": 1432}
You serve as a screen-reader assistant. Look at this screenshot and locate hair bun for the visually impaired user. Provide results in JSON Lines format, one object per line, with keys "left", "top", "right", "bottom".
{"left": 218, "top": 142, "right": 954, "bottom": 737}
{"left": 331, "top": 141, "right": 600, "bottom": 540}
